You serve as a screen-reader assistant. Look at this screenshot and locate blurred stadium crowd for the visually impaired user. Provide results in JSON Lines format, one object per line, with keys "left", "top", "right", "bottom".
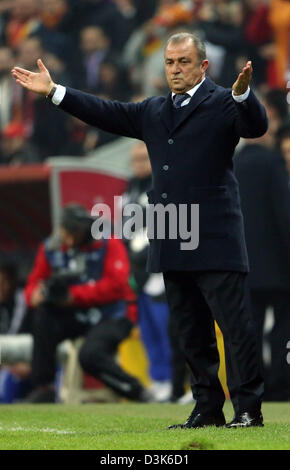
{"left": 0, "top": 0, "right": 289, "bottom": 162}
{"left": 0, "top": 0, "right": 289, "bottom": 405}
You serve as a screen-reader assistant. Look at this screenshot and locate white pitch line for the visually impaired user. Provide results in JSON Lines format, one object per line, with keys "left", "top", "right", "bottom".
{"left": 0, "top": 425, "right": 76, "bottom": 435}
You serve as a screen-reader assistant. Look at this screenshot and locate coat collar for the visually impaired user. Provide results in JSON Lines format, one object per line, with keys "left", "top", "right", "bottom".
{"left": 160, "top": 76, "right": 216, "bottom": 134}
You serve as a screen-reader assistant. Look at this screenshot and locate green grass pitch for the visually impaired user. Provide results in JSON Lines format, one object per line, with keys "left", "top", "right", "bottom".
{"left": 0, "top": 401, "right": 289, "bottom": 450}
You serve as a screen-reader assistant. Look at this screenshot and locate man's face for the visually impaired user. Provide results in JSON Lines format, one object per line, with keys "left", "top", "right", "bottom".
{"left": 80, "top": 27, "right": 109, "bottom": 54}
{"left": 17, "top": 38, "right": 43, "bottom": 70}
{"left": 281, "top": 137, "right": 290, "bottom": 175}
{"left": 60, "top": 227, "right": 86, "bottom": 249}
{"left": 165, "top": 39, "right": 209, "bottom": 94}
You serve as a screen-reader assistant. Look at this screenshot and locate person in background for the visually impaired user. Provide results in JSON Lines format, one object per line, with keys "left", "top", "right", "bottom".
{"left": 96, "top": 59, "right": 133, "bottom": 102}
{"left": 243, "top": 0, "right": 275, "bottom": 90}
{"left": 262, "top": 89, "right": 289, "bottom": 149}
{"left": 268, "top": 0, "right": 290, "bottom": 88}
{"left": 198, "top": 0, "right": 249, "bottom": 89}
{"left": 24, "top": 204, "right": 152, "bottom": 403}
{"left": 0, "top": 47, "right": 16, "bottom": 132}
{"left": 234, "top": 129, "right": 290, "bottom": 401}
{"left": 14, "top": 36, "right": 70, "bottom": 159}
{"left": 0, "top": 262, "right": 32, "bottom": 403}
{"left": 4, "top": 0, "right": 41, "bottom": 49}
{"left": 123, "top": 141, "right": 192, "bottom": 403}
{"left": 122, "top": 142, "right": 172, "bottom": 402}
{"left": 0, "top": 263, "right": 28, "bottom": 336}
{"left": 13, "top": 37, "right": 44, "bottom": 137}
{"left": 70, "top": 26, "right": 111, "bottom": 93}
{"left": 129, "top": 0, "right": 157, "bottom": 28}
{"left": 76, "top": 0, "right": 135, "bottom": 52}
{"left": 278, "top": 126, "right": 290, "bottom": 180}
{"left": 0, "top": 121, "right": 40, "bottom": 165}
{"left": 39, "top": 0, "right": 75, "bottom": 58}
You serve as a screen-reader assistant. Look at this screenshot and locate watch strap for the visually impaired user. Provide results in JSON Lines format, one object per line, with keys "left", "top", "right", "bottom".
{"left": 46, "top": 85, "right": 57, "bottom": 99}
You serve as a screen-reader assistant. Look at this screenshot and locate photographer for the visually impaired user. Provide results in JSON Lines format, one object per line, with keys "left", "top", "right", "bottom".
{"left": 24, "top": 204, "right": 150, "bottom": 403}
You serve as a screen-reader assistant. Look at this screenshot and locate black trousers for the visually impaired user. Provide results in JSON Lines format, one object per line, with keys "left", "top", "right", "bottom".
{"left": 163, "top": 270, "right": 264, "bottom": 416}
{"left": 168, "top": 312, "right": 189, "bottom": 399}
{"left": 31, "top": 306, "right": 144, "bottom": 400}
{"left": 251, "top": 289, "right": 290, "bottom": 400}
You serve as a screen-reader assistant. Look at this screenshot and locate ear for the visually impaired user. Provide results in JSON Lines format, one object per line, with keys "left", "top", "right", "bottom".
{"left": 201, "top": 60, "right": 209, "bottom": 73}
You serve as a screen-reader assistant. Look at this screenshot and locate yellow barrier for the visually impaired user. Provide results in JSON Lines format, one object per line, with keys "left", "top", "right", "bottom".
{"left": 119, "top": 326, "right": 151, "bottom": 387}
{"left": 215, "top": 323, "right": 230, "bottom": 398}
{"left": 119, "top": 323, "right": 229, "bottom": 398}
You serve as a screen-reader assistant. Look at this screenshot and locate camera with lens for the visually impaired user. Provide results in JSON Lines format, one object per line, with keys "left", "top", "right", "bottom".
{"left": 42, "top": 269, "right": 83, "bottom": 305}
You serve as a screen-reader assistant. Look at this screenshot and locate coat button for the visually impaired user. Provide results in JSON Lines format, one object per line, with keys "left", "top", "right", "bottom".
{"left": 163, "top": 165, "right": 169, "bottom": 170}
{"left": 168, "top": 138, "right": 174, "bottom": 144}
{"left": 161, "top": 193, "right": 167, "bottom": 199}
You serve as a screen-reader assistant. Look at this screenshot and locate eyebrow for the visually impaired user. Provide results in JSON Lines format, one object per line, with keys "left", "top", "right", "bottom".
{"left": 165, "top": 56, "right": 190, "bottom": 61}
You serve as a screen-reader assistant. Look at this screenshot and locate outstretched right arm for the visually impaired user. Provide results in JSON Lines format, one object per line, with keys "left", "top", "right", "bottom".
{"left": 57, "top": 86, "right": 145, "bottom": 140}
{"left": 11, "top": 59, "right": 145, "bottom": 140}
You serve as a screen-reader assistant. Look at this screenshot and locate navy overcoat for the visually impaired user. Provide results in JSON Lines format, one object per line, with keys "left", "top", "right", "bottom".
{"left": 59, "top": 77, "right": 268, "bottom": 273}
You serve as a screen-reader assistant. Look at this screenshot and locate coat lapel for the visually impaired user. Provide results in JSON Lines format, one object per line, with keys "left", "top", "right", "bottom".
{"left": 160, "top": 77, "right": 216, "bottom": 134}
{"left": 159, "top": 92, "right": 173, "bottom": 133}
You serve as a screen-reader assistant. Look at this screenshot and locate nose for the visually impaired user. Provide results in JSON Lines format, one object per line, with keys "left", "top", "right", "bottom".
{"left": 172, "top": 62, "right": 181, "bottom": 74}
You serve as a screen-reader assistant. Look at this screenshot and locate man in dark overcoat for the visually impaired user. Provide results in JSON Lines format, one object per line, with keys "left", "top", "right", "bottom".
{"left": 12, "top": 32, "right": 268, "bottom": 428}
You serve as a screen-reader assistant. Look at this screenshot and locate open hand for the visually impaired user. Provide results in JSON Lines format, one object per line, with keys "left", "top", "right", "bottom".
{"left": 232, "top": 61, "right": 253, "bottom": 96}
{"left": 11, "top": 59, "right": 55, "bottom": 96}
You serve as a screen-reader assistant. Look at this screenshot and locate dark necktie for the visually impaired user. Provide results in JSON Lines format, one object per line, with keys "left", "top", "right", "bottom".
{"left": 173, "top": 93, "right": 190, "bottom": 109}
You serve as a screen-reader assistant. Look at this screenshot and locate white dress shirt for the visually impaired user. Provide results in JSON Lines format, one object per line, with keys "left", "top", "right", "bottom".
{"left": 171, "top": 77, "right": 206, "bottom": 106}
{"left": 171, "top": 77, "right": 250, "bottom": 105}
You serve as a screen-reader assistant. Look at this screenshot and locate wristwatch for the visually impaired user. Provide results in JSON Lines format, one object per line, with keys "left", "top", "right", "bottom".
{"left": 46, "top": 85, "right": 57, "bottom": 100}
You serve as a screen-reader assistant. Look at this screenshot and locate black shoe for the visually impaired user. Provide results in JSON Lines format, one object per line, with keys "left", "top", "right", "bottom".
{"left": 23, "top": 387, "right": 56, "bottom": 404}
{"left": 168, "top": 409, "right": 226, "bottom": 429}
{"left": 226, "top": 411, "right": 264, "bottom": 428}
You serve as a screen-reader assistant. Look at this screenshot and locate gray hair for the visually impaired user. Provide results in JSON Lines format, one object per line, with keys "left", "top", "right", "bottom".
{"left": 165, "top": 32, "right": 207, "bottom": 64}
